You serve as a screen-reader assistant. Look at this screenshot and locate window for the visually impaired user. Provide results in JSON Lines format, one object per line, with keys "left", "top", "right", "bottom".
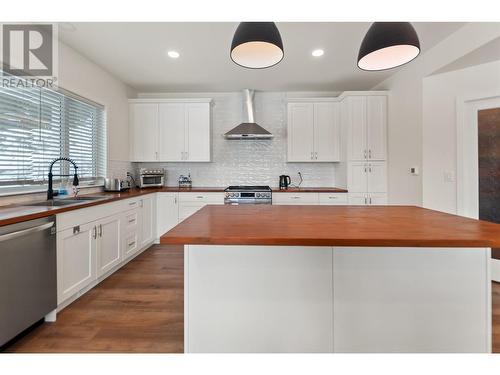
{"left": 0, "top": 75, "right": 106, "bottom": 190}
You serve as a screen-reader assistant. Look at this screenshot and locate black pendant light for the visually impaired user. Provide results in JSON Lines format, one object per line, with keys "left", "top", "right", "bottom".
{"left": 358, "top": 22, "right": 420, "bottom": 71}
{"left": 230, "top": 22, "right": 284, "bottom": 69}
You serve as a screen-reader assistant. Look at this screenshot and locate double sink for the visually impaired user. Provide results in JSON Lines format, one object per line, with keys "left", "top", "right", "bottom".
{"left": 26, "top": 195, "right": 111, "bottom": 207}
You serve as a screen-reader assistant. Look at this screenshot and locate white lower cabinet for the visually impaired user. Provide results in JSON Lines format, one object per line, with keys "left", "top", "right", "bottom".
{"left": 56, "top": 196, "right": 157, "bottom": 307}
{"left": 178, "top": 193, "right": 224, "bottom": 222}
{"left": 96, "top": 213, "right": 122, "bottom": 277}
{"left": 157, "top": 193, "right": 179, "bottom": 236}
{"left": 272, "top": 193, "right": 319, "bottom": 205}
{"left": 140, "top": 196, "right": 154, "bottom": 247}
{"left": 348, "top": 193, "right": 387, "bottom": 205}
{"left": 318, "top": 193, "right": 348, "bottom": 205}
{"left": 57, "top": 222, "right": 96, "bottom": 304}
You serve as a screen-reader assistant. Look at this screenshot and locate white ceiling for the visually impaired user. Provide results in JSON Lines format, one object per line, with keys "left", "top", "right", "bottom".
{"left": 59, "top": 22, "right": 465, "bottom": 92}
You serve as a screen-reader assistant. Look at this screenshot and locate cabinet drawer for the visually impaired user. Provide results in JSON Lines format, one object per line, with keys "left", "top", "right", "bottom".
{"left": 124, "top": 210, "right": 139, "bottom": 229}
{"left": 123, "top": 231, "right": 139, "bottom": 259}
{"left": 318, "top": 193, "right": 348, "bottom": 205}
{"left": 179, "top": 192, "right": 224, "bottom": 204}
{"left": 273, "top": 193, "right": 319, "bottom": 205}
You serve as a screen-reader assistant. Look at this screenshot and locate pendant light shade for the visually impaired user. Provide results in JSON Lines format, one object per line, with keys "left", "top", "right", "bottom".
{"left": 358, "top": 22, "right": 420, "bottom": 71}
{"left": 230, "top": 22, "right": 284, "bottom": 69}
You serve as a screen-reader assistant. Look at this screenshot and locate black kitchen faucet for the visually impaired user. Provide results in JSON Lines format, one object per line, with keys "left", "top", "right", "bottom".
{"left": 47, "top": 157, "right": 79, "bottom": 200}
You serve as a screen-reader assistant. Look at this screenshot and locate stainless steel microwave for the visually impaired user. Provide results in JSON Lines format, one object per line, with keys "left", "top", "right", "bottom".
{"left": 139, "top": 168, "right": 165, "bottom": 188}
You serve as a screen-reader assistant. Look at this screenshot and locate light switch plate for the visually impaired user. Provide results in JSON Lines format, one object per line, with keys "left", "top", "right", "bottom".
{"left": 410, "top": 166, "right": 419, "bottom": 176}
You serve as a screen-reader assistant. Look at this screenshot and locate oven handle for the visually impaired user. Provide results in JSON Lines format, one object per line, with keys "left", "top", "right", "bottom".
{"left": 0, "top": 222, "right": 54, "bottom": 243}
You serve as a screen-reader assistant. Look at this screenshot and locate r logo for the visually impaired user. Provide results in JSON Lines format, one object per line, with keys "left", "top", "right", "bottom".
{"left": 2, "top": 24, "right": 53, "bottom": 76}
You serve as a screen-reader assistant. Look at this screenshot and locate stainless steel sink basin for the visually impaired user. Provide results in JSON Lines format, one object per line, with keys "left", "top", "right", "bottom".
{"left": 26, "top": 196, "right": 110, "bottom": 207}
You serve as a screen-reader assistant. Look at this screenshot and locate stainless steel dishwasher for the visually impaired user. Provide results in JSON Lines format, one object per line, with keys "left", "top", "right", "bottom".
{"left": 0, "top": 216, "right": 57, "bottom": 346}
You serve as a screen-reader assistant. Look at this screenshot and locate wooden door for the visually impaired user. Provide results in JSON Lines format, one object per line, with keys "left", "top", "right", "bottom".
{"left": 478, "top": 107, "right": 500, "bottom": 259}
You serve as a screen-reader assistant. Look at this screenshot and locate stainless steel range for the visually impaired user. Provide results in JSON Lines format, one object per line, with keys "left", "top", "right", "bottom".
{"left": 224, "top": 186, "right": 272, "bottom": 205}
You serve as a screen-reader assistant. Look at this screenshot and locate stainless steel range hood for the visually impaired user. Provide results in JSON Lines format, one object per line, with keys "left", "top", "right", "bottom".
{"left": 224, "top": 89, "right": 273, "bottom": 139}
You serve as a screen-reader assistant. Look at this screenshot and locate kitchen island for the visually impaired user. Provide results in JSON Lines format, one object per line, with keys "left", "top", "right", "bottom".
{"left": 161, "top": 205, "right": 500, "bottom": 353}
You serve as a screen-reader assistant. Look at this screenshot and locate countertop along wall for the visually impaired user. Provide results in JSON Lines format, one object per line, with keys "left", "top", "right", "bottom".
{"left": 135, "top": 91, "right": 342, "bottom": 188}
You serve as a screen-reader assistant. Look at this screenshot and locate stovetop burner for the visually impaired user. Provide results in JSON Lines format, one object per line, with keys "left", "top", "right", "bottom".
{"left": 225, "top": 185, "right": 271, "bottom": 191}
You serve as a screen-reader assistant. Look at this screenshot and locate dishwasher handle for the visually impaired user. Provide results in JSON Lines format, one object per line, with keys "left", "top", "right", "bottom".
{"left": 0, "top": 222, "right": 54, "bottom": 243}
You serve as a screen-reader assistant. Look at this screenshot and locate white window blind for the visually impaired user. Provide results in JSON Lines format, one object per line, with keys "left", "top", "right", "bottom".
{"left": 0, "top": 75, "right": 106, "bottom": 188}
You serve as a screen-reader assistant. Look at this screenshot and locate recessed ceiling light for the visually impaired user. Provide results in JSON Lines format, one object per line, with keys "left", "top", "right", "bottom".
{"left": 167, "top": 51, "right": 180, "bottom": 59}
{"left": 312, "top": 49, "right": 324, "bottom": 57}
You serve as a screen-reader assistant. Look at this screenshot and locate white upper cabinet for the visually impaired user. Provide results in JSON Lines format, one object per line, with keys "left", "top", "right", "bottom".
{"left": 185, "top": 103, "right": 211, "bottom": 162}
{"left": 346, "top": 95, "right": 387, "bottom": 161}
{"left": 158, "top": 103, "right": 185, "bottom": 161}
{"left": 287, "top": 101, "right": 340, "bottom": 162}
{"left": 366, "top": 96, "right": 387, "bottom": 160}
{"left": 129, "top": 103, "right": 159, "bottom": 162}
{"left": 314, "top": 103, "right": 340, "bottom": 162}
{"left": 287, "top": 103, "right": 314, "bottom": 162}
{"left": 130, "top": 99, "right": 211, "bottom": 162}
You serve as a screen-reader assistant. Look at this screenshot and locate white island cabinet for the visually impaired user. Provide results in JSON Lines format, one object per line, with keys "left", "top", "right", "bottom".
{"left": 161, "top": 205, "right": 496, "bottom": 353}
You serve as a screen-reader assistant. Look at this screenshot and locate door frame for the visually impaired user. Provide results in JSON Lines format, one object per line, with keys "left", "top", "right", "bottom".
{"left": 456, "top": 91, "right": 500, "bottom": 282}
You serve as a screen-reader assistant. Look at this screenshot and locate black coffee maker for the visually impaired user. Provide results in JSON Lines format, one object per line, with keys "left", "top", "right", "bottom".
{"left": 279, "top": 175, "right": 291, "bottom": 190}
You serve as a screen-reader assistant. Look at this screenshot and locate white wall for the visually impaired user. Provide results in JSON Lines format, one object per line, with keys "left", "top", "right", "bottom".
{"left": 58, "top": 42, "right": 137, "bottom": 178}
{"left": 373, "top": 23, "right": 500, "bottom": 205}
{"left": 422, "top": 60, "right": 500, "bottom": 214}
{"left": 136, "top": 91, "right": 340, "bottom": 188}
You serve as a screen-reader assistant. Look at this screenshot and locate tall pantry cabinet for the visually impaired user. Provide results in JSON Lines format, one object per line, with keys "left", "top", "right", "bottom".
{"left": 342, "top": 94, "right": 388, "bottom": 205}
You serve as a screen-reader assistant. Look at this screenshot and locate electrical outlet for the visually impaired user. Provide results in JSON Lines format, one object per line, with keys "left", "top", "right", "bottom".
{"left": 410, "top": 166, "right": 419, "bottom": 176}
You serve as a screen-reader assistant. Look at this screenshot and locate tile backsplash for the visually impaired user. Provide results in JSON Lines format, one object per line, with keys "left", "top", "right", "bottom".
{"left": 135, "top": 91, "right": 341, "bottom": 188}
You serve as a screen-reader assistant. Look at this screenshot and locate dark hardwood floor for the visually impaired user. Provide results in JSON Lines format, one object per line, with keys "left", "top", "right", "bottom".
{"left": 4, "top": 245, "right": 500, "bottom": 353}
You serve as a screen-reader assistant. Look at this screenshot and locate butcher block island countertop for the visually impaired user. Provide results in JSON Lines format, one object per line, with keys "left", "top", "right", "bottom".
{"left": 160, "top": 204, "right": 500, "bottom": 248}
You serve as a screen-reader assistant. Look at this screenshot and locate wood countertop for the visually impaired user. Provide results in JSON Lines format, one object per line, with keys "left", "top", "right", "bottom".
{"left": 160, "top": 205, "right": 500, "bottom": 248}
{"left": 0, "top": 186, "right": 347, "bottom": 227}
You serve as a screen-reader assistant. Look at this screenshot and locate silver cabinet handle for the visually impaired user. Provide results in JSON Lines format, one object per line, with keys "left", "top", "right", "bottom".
{"left": 73, "top": 225, "right": 80, "bottom": 235}
{"left": 128, "top": 218, "right": 135, "bottom": 223}
{"left": 369, "top": 197, "right": 372, "bottom": 205}
{"left": 364, "top": 196, "right": 367, "bottom": 205}
{"left": 99, "top": 224, "right": 103, "bottom": 237}
{"left": 155, "top": 151, "right": 158, "bottom": 160}
{"left": 310, "top": 151, "right": 313, "bottom": 160}
{"left": 290, "top": 196, "right": 300, "bottom": 199}
{"left": 128, "top": 241, "right": 136, "bottom": 247}
{"left": 364, "top": 164, "right": 367, "bottom": 173}
{"left": 368, "top": 164, "right": 372, "bottom": 173}
{"left": 328, "top": 196, "right": 337, "bottom": 199}
{"left": 315, "top": 152, "right": 318, "bottom": 159}
{"left": 185, "top": 151, "right": 188, "bottom": 160}
{"left": 129, "top": 201, "right": 137, "bottom": 206}
{"left": 196, "top": 196, "right": 204, "bottom": 199}
{"left": 368, "top": 149, "right": 372, "bottom": 159}
{"left": 93, "top": 226, "right": 97, "bottom": 239}
{"left": 364, "top": 149, "right": 367, "bottom": 159}
{"left": 0, "top": 222, "right": 54, "bottom": 243}
{"left": 174, "top": 196, "right": 177, "bottom": 204}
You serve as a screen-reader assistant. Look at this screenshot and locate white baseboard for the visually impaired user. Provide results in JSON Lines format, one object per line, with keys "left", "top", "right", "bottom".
{"left": 491, "top": 259, "right": 500, "bottom": 282}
